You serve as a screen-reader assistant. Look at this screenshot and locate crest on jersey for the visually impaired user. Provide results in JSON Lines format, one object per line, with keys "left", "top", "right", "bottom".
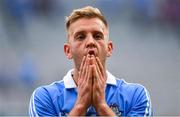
{"left": 109, "top": 103, "right": 122, "bottom": 116}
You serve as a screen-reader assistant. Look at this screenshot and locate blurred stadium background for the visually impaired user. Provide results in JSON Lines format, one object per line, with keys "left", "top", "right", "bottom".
{"left": 0, "top": 0, "right": 180, "bottom": 116}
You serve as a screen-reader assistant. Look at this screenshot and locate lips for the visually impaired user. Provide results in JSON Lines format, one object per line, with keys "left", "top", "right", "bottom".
{"left": 87, "top": 49, "right": 97, "bottom": 56}
{"left": 88, "top": 50, "right": 95, "bottom": 55}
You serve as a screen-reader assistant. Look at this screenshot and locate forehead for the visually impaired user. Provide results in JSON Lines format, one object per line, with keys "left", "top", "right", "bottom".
{"left": 68, "top": 18, "right": 108, "bottom": 35}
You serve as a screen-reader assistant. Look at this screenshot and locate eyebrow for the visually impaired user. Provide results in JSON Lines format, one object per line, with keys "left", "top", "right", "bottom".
{"left": 92, "top": 31, "right": 104, "bottom": 34}
{"left": 73, "top": 29, "right": 104, "bottom": 35}
{"left": 74, "top": 31, "right": 86, "bottom": 35}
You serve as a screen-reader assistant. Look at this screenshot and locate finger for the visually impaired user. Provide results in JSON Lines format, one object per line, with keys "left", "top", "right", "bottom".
{"left": 94, "top": 57, "right": 104, "bottom": 84}
{"left": 81, "top": 55, "right": 89, "bottom": 84}
{"left": 92, "top": 64, "right": 103, "bottom": 93}
{"left": 79, "top": 56, "right": 86, "bottom": 75}
{"left": 92, "top": 56, "right": 103, "bottom": 84}
{"left": 88, "top": 56, "right": 94, "bottom": 85}
{"left": 92, "top": 63, "right": 98, "bottom": 84}
{"left": 95, "top": 57, "right": 104, "bottom": 74}
{"left": 95, "top": 57, "right": 106, "bottom": 79}
{"left": 78, "top": 56, "right": 88, "bottom": 85}
{"left": 94, "top": 57, "right": 101, "bottom": 76}
{"left": 79, "top": 56, "right": 86, "bottom": 83}
{"left": 81, "top": 55, "right": 89, "bottom": 76}
{"left": 87, "top": 64, "right": 93, "bottom": 85}
{"left": 84, "top": 56, "right": 90, "bottom": 82}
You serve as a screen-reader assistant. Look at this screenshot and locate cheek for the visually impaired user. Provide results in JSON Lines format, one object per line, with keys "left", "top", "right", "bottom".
{"left": 71, "top": 42, "right": 84, "bottom": 56}
{"left": 99, "top": 42, "right": 108, "bottom": 53}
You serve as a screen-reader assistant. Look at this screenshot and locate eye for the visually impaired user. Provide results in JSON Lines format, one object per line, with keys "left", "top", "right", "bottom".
{"left": 93, "top": 33, "right": 104, "bottom": 40}
{"left": 75, "top": 33, "right": 86, "bottom": 41}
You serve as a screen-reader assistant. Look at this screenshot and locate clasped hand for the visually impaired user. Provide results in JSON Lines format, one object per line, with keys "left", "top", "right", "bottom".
{"left": 76, "top": 54, "right": 107, "bottom": 113}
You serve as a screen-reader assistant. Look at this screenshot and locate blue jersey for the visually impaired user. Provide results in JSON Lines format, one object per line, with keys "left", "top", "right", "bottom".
{"left": 29, "top": 69, "right": 152, "bottom": 116}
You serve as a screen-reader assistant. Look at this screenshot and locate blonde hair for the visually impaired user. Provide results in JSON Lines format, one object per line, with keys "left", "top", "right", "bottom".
{"left": 65, "top": 6, "right": 108, "bottom": 30}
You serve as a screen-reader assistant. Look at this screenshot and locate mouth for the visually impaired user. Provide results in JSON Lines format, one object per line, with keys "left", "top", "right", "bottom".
{"left": 87, "top": 49, "right": 96, "bottom": 57}
{"left": 88, "top": 50, "right": 95, "bottom": 55}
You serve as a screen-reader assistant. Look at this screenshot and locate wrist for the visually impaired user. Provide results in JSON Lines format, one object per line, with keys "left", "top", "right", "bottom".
{"left": 69, "top": 103, "right": 87, "bottom": 116}
{"left": 95, "top": 103, "right": 116, "bottom": 116}
{"left": 95, "top": 102, "right": 107, "bottom": 113}
{"left": 75, "top": 103, "right": 87, "bottom": 114}
{"left": 69, "top": 100, "right": 89, "bottom": 116}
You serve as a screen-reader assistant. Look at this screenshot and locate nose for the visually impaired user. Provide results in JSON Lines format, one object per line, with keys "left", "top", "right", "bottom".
{"left": 85, "top": 34, "right": 96, "bottom": 48}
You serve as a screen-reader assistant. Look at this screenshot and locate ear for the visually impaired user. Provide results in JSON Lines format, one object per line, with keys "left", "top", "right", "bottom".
{"left": 106, "top": 41, "right": 113, "bottom": 57}
{"left": 64, "top": 43, "right": 72, "bottom": 59}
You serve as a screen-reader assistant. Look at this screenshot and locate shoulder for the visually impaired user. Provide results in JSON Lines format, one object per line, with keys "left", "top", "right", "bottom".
{"left": 31, "top": 80, "right": 65, "bottom": 105}
{"left": 29, "top": 80, "right": 65, "bottom": 116}
{"left": 33, "top": 69, "right": 74, "bottom": 96}
{"left": 115, "top": 79, "right": 152, "bottom": 115}
{"left": 115, "top": 79, "right": 151, "bottom": 103}
{"left": 116, "top": 79, "right": 148, "bottom": 93}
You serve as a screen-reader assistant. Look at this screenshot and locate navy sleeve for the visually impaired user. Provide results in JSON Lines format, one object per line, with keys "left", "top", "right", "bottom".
{"left": 29, "top": 87, "right": 58, "bottom": 116}
{"left": 127, "top": 85, "right": 152, "bottom": 116}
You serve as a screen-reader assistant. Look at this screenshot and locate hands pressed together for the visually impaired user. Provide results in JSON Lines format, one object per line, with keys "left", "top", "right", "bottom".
{"left": 69, "top": 54, "right": 115, "bottom": 116}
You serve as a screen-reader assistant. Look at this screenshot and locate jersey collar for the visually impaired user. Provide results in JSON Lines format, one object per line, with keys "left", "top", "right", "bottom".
{"left": 63, "top": 69, "right": 117, "bottom": 89}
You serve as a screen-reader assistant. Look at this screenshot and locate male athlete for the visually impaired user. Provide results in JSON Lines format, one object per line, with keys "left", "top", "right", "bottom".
{"left": 29, "top": 6, "right": 152, "bottom": 116}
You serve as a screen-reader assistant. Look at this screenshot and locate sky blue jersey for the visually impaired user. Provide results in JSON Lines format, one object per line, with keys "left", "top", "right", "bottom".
{"left": 29, "top": 69, "right": 152, "bottom": 116}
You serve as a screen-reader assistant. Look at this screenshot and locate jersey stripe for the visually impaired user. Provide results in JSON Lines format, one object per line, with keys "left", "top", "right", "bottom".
{"left": 29, "top": 92, "right": 35, "bottom": 116}
{"left": 30, "top": 90, "right": 39, "bottom": 117}
{"left": 144, "top": 87, "right": 151, "bottom": 116}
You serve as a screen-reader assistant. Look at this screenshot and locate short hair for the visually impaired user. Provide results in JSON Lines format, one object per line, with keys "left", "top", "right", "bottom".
{"left": 65, "top": 6, "right": 108, "bottom": 30}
